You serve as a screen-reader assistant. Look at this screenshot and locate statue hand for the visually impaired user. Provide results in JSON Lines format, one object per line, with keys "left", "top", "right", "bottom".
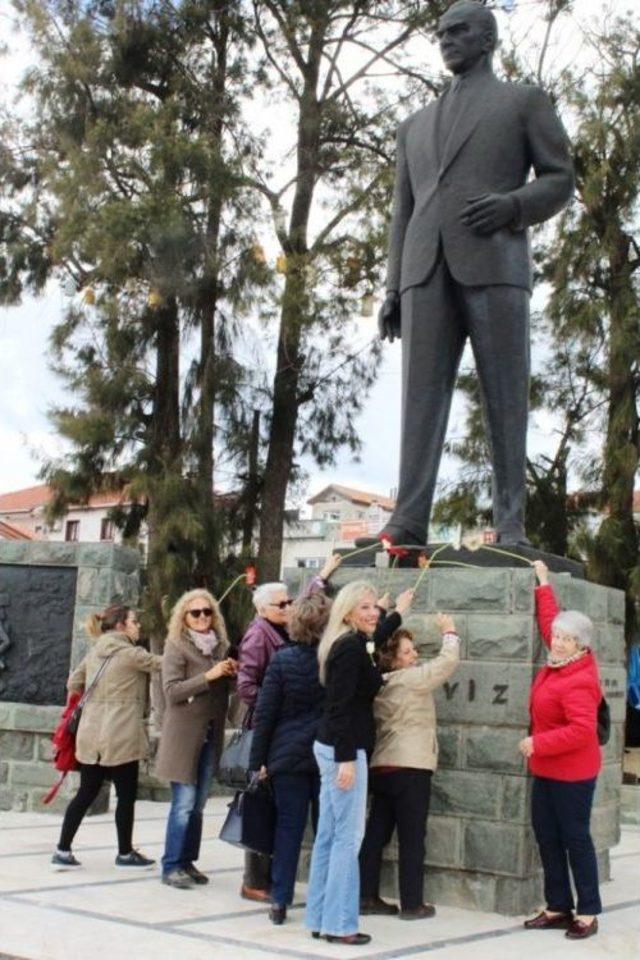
{"left": 461, "top": 193, "right": 518, "bottom": 235}
{"left": 378, "top": 292, "right": 401, "bottom": 342}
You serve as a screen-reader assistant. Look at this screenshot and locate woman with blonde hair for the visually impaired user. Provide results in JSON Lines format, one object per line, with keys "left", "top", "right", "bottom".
{"left": 305, "top": 581, "right": 413, "bottom": 945}
{"left": 155, "top": 589, "right": 237, "bottom": 889}
{"left": 52, "top": 603, "right": 162, "bottom": 869}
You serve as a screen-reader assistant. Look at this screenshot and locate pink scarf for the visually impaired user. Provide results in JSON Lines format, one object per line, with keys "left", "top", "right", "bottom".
{"left": 187, "top": 628, "right": 219, "bottom": 657}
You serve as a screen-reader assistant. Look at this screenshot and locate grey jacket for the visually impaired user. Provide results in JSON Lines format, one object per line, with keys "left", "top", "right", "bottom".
{"left": 386, "top": 73, "right": 573, "bottom": 295}
{"left": 154, "top": 632, "right": 230, "bottom": 784}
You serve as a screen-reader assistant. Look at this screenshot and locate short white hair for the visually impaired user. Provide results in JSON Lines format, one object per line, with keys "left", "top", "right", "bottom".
{"left": 253, "top": 582, "right": 287, "bottom": 614}
{"left": 552, "top": 610, "right": 594, "bottom": 648}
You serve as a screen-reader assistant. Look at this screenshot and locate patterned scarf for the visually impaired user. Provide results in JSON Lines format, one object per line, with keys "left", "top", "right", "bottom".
{"left": 547, "top": 647, "right": 589, "bottom": 669}
{"left": 187, "top": 628, "right": 219, "bottom": 657}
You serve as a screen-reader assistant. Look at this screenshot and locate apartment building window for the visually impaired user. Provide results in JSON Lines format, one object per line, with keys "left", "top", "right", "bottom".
{"left": 100, "top": 518, "right": 115, "bottom": 541}
{"left": 65, "top": 520, "right": 80, "bottom": 542}
{"left": 296, "top": 557, "right": 325, "bottom": 569}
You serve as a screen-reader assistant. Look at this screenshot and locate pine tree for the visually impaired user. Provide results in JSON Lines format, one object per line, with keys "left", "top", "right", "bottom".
{"left": 2, "top": 0, "right": 267, "bottom": 644}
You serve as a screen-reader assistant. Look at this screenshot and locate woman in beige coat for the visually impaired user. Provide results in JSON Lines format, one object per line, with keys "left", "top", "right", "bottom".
{"left": 359, "top": 613, "right": 460, "bottom": 919}
{"left": 155, "top": 589, "right": 237, "bottom": 889}
{"left": 52, "top": 603, "right": 162, "bottom": 869}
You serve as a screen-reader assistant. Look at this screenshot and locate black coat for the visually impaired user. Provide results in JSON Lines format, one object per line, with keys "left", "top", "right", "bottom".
{"left": 249, "top": 644, "right": 325, "bottom": 775}
{"left": 316, "top": 612, "right": 400, "bottom": 763}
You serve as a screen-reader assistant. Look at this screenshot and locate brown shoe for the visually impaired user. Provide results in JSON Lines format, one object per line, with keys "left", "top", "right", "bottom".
{"left": 565, "top": 917, "right": 598, "bottom": 940}
{"left": 360, "top": 897, "right": 398, "bottom": 916}
{"left": 399, "top": 903, "right": 436, "bottom": 920}
{"left": 240, "top": 884, "right": 270, "bottom": 903}
{"left": 524, "top": 910, "right": 573, "bottom": 930}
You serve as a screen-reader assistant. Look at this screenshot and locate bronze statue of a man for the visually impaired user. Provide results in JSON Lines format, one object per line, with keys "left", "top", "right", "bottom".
{"left": 378, "top": 0, "right": 573, "bottom": 547}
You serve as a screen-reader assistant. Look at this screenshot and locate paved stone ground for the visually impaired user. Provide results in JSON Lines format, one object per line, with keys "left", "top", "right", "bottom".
{"left": 0, "top": 797, "right": 638, "bottom": 960}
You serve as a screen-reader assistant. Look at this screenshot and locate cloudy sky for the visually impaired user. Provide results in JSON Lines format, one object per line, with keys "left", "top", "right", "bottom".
{"left": 0, "top": 1, "right": 616, "bottom": 509}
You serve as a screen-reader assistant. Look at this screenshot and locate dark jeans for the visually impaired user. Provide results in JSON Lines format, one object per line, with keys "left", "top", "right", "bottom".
{"left": 359, "top": 768, "right": 432, "bottom": 910}
{"left": 531, "top": 776, "right": 602, "bottom": 915}
{"left": 271, "top": 771, "right": 320, "bottom": 907}
{"left": 161, "top": 733, "right": 215, "bottom": 876}
{"left": 58, "top": 760, "right": 139, "bottom": 855}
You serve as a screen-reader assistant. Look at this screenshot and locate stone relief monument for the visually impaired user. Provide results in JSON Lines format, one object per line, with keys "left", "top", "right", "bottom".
{"left": 377, "top": 0, "right": 574, "bottom": 548}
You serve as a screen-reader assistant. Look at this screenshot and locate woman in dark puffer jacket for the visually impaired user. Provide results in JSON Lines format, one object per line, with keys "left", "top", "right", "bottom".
{"left": 249, "top": 592, "right": 332, "bottom": 926}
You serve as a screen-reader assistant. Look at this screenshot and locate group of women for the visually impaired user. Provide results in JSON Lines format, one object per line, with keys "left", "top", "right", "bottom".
{"left": 53, "top": 555, "right": 604, "bottom": 945}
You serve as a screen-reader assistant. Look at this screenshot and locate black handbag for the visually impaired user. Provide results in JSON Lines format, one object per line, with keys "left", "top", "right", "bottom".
{"left": 218, "top": 708, "right": 254, "bottom": 788}
{"left": 66, "top": 651, "right": 120, "bottom": 735}
{"left": 219, "top": 776, "right": 275, "bottom": 856}
{"left": 597, "top": 695, "right": 611, "bottom": 745}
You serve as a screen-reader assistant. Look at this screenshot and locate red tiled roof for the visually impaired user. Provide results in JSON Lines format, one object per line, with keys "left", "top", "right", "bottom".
{"left": 0, "top": 519, "right": 37, "bottom": 541}
{"left": 307, "top": 483, "right": 395, "bottom": 511}
{"left": 0, "top": 484, "right": 53, "bottom": 512}
{"left": 0, "top": 484, "right": 129, "bottom": 514}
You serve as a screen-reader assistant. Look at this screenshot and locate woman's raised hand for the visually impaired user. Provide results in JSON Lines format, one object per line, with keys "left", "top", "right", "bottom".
{"left": 436, "top": 612, "right": 456, "bottom": 635}
{"left": 320, "top": 552, "right": 342, "bottom": 580}
{"left": 395, "top": 588, "right": 415, "bottom": 616}
{"left": 533, "top": 560, "right": 549, "bottom": 585}
{"left": 205, "top": 658, "right": 238, "bottom": 682}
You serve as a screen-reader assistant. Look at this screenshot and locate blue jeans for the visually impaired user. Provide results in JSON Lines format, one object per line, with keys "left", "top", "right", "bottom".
{"left": 161, "top": 733, "right": 215, "bottom": 876}
{"left": 531, "top": 776, "right": 602, "bottom": 915}
{"left": 271, "top": 771, "right": 320, "bottom": 907}
{"left": 305, "top": 742, "right": 368, "bottom": 937}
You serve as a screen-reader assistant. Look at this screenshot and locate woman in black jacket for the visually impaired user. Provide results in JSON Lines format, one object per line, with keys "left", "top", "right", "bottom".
{"left": 304, "top": 581, "right": 413, "bottom": 946}
{"left": 249, "top": 592, "right": 332, "bottom": 925}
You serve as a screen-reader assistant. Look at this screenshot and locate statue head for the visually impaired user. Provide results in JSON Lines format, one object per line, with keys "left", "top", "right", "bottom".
{"left": 436, "top": 1, "right": 498, "bottom": 75}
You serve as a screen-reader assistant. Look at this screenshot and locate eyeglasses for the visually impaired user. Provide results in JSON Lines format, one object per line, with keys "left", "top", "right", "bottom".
{"left": 269, "top": 599, "right": 293, "bottom": 610}
{"left": 187, "top": 608, "right": 213, "bottom": 619}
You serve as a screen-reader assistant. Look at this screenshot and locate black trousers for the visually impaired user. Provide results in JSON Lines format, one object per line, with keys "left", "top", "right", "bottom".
{"left": 58, "top": 761, "right": 139, "bottom": 855}
{"left": 359, "top": 768, "right": 432, "bottom": 910}
{"left": 531, "top": 776, "right": 602, "bottom": 915}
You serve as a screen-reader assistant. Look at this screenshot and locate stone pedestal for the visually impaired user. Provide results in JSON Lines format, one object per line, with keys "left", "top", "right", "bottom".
{"left": 0, "top": 542, "right": 141, "bottom": 812}
{"left": 285, "top": 564, "right": 626, "bottom": 916}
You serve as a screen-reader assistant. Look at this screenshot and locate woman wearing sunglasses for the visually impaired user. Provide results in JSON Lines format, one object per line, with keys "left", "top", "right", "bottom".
{"left": 236, "top": 555, "right": 342, "bottom": 901}
{"left": 156, "top": 590, "right": 237, "bottom": 889}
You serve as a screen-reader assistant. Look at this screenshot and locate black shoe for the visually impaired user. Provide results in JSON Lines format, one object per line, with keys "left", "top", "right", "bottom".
{"left": 183, "top": 863, "right": 209, "bottom": 885}
{"left": 162, "top": 869, "right": 195, "bottom": 889}
{"left": 399, "top": 903, "right": 436, "bottom": 920}
{"left": 311, "top": 932, "right": 321, "bottom": 940}
{"left": 360, "top": 897, "right": 398, "bottom": 916}
{"left": 325, "top": 933, "right": 372, "bottom": 945}
{"left": 269, "top": 905, "right": 287, "bottom": 925}
{"left": 51, "top": 850, "right": 81, "bottom": 868}
{"left": 115, "top": 849, "right": 155, "bottom": 867}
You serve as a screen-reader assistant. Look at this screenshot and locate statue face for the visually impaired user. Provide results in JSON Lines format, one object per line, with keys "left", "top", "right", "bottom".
{"left": 436, "top": 9, "right": 493, "bottom": 75}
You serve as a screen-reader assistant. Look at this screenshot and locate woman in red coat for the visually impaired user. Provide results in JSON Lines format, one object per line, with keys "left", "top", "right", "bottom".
{"left": 519, "top": 561, "right": 603, "bottom": 940}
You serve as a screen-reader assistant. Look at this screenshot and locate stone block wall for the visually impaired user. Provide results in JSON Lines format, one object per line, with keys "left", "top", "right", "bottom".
{"left": 0, "top": 542, "right": 140, "bottom": 811}
{"left": 0, "top": 701, "right": 108, "bottom": 814}
{"left": 286, "top": 564, "right": 627, "bottom": 915}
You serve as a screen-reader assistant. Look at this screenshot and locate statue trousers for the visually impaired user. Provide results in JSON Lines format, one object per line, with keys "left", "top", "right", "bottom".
{"left": 393, "top": 256, "right": 530, "bottom": 542}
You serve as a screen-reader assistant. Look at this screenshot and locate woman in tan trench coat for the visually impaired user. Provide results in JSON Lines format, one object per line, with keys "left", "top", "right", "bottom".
{"left": 155, "top": 589, "right": 237, "bottom": 888}
{"left": 52, "top": 603, "right": 162, "bottom": 869}
{"left": 359, "top": 614, "right": 460, "bottom": 919}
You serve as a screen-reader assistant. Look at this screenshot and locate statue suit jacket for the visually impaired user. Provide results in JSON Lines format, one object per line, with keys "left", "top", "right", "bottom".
{"left": 386, "top": 71, "right": 574, "bottom": 295}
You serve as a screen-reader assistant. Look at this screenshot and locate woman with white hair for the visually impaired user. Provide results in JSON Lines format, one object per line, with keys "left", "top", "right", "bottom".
{"left": 305, "top": 580, "right": 413, "bottom": 945}
{"left": 155, "top": 589, "right": 237, "bottom": 889}
{"left": 519, "top": 561, "right": 603, "bottom": 940}
{"left": 236, "top": 554, "right": 342, "bottom": 901}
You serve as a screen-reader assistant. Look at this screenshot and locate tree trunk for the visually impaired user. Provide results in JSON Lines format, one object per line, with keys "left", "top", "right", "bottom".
{"left": 592, "top": 229, "right": 639, "bottom": 643}
{"left": 257, "top": 17, "right": 326, "bottom": 580}
{"left": 146, "top": 296, "right": 181, "bottom": 652}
